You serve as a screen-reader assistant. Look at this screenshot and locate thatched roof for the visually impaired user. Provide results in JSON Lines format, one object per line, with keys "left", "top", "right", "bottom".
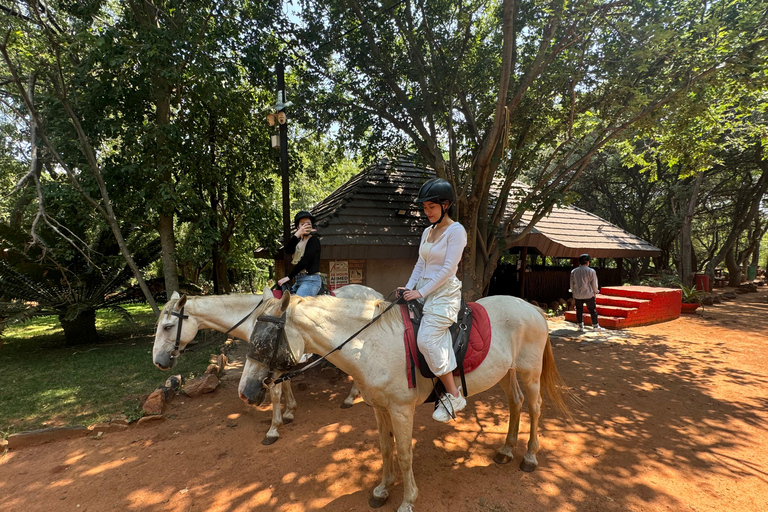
{"left": 306, "top": 155, "right": 660, "bottom": 259}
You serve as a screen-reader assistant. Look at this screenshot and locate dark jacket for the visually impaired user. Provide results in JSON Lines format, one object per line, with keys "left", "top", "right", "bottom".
{"left": 285, "top": 235, "right": 321, "bottom": 278}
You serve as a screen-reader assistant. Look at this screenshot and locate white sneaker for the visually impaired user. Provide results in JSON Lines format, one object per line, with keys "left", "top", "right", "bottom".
{"left": 432, "top": 387, "right": 466, "bottom": 422}
{"left": 577, "top": 323, "right": 584, "bottom": 332}
{"left": 593, "top": 325, "right": 603, "bottom": 331}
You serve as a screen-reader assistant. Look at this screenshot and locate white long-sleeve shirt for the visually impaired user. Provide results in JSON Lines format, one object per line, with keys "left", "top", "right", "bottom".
{"left": 570, "top": 264, "right": 599, "bottom": 299}
{"left": 406, "top": 222, "right": 467, "bottom": 297}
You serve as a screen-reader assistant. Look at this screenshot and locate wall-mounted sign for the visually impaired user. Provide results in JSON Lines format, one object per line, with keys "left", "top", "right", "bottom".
{"left": 329, "top": 260, "right": 349, "bottom": 290}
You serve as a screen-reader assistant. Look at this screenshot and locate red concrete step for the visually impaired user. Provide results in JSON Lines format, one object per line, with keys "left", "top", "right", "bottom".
{"left": 593, "top": 304, "right": 640, "bottom": 318}
{"left": 596, "top": 295, "right": 650, "bottom": 308}
{"left": 565, "top": 285, "right": 682, "bottom": 329}
{"left": 600, "top": 285, "right": 678, "bottom": 301}
{"left": 564, "top": 311, "right": 626, "bottom": 329}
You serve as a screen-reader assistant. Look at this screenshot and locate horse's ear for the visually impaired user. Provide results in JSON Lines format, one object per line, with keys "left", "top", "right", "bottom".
{"left": 177, "top": 294, "right": 187, "bottom": 309}
{"left": 279, "top": 290, "right": 291, "bottom": 312}
{"left": 171, "top": 291, "right": 180, "bottom": 300}
{"left": 263, "top": 286, "right": 274, "bottom": 300}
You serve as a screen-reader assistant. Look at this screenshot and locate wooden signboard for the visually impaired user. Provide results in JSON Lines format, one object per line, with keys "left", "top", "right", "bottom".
{"left": 329, "top": 260, "right": 349, "bottom": 290}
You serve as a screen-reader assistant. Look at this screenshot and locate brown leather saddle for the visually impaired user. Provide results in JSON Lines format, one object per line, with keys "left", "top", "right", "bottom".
{"left": 401, "top": 296, "right": 473, "bottom": 402}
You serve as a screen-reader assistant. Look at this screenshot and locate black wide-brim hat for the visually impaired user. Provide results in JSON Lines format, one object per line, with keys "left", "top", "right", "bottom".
{"left": 293, "top": 210, "right": 316, "bottom": 228}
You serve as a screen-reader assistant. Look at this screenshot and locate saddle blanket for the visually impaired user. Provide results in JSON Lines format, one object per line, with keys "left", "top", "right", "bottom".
{"left": 401, "top": 302, "right": 492, "bottom": 388}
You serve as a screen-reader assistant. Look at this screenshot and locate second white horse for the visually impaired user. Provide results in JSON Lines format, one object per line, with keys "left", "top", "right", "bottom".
{"left": 152, "top": 285, "right": 383, "bottom": 444}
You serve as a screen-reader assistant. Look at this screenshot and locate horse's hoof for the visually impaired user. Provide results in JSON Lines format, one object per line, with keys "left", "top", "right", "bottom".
{"left": 262, "top": 436, "right": 279, "bottom": 445}
{"left": 369, "top": 494, "right": 388, "bottom": 508}
{"left": 340, "top": 402, "right": 353, "bottom": 409}
{"left": 493, "top": 452, "right": 513, "bottom": 464}
{"left": 283, "top": 417, "right": 294, "bottom": 425}
{"left": 519, "top": 460, "right": 537, "bottom": 472}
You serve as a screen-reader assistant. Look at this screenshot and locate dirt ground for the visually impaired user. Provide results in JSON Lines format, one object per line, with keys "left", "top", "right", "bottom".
{"left": 2, "top": 287, "right": 767, "bottom": 512}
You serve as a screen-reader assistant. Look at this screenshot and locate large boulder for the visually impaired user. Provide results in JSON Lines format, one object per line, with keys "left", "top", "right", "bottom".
{"left": 142, "top": 388, "right": 166, "bottom": 415}
{"left": 183, "top": 373, "right": 220, "bottom": 398}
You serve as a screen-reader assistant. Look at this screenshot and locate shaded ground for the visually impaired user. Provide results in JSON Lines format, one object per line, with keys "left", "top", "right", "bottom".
{"left": 1, "top": 288, "right": 767, "bottom": 512}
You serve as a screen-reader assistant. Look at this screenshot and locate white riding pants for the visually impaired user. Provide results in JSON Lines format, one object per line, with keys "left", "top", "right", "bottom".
{"left": 415, "top": 276, "right": 462, "bottom": 376}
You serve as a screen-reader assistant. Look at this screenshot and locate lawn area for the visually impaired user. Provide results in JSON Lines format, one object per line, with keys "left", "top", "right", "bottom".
{"left": 0, "top": 303, "right": 221, "bottom": 438}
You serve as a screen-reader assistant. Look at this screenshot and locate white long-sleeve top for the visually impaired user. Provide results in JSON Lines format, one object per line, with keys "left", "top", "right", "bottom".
{"left": 406, "top": 222, "right": 467, "bottom": 297}
{"left": 570, "top": 264, "right": 599, "bottom": 299}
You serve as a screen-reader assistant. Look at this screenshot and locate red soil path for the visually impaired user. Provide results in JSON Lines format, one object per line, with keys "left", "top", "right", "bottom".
{"left": 1, "top": 288, "right": 767, "bottom": 512}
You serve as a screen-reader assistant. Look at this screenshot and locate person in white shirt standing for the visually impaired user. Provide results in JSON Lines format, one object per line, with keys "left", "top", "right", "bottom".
{"left": 570, "top": 253, "right": 602, "bottom": 331}
{"left": 399, "top": 178, "right": 468, "bottom": 422}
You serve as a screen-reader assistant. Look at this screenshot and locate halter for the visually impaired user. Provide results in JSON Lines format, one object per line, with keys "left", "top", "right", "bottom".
{"left": 258, "top": 298, "right": 402, "bottom": 388}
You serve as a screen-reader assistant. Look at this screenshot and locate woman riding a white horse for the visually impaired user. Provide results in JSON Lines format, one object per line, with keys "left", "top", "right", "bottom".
{"left": 277, "top": 210, "right": 322, "bottom": 297}
{"left": 399, "top": 177, "right": 468, "bottom": 422}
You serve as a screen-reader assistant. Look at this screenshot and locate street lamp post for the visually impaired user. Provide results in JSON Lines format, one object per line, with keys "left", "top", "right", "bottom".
{"left": 270, "top": 60, "right": 293, "bottom": 274}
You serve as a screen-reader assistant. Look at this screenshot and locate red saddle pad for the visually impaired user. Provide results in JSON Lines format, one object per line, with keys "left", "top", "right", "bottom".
{"left": 401, "top": 302, "right": 492, "bottom": 388}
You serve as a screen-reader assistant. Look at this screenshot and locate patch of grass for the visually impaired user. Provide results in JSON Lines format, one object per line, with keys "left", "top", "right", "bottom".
{"left": 0, "top": 303, "right": 222, "bottom": 438}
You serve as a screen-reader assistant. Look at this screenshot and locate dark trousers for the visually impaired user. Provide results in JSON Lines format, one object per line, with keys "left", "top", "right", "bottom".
{"left": 575, "top": 297, "right": 598, "bottom": 325}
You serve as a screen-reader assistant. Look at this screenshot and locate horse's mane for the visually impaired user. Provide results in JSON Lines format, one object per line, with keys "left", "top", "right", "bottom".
{"left": 157, "top": 293, "right": 265, "bottom": 328}
{"left": 372, "top": 299, "right": 404, "bottom": 332}
{"left": 283, "top": 295, "right": 402, "bottom": 332}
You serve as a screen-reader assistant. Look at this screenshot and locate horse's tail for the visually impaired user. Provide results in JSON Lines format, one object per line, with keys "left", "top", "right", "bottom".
{"left": 541, "top": 333, "right": 577, "bottom": 421}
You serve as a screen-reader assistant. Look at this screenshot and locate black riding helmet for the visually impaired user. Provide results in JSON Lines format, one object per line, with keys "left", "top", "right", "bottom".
{"left": 415, "top": 178, "right": 455, "bottom": 204}
{"left": 293, "top": 210, "right": 316, "bottom": 229}
{"left": 415, "top": 178, "right": 454, "bottom": 226}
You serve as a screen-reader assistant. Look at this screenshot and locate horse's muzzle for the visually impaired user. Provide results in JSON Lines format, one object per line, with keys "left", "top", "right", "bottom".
{"left": 239, "top": 381, "right": 267, "bottom": 405}
{"left": 153, "top": 352, "right": 178, "bottom": 371}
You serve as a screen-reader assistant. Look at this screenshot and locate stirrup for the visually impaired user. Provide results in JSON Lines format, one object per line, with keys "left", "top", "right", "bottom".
{"left": 435, "top": 393, "right": 456, "bottom": 420}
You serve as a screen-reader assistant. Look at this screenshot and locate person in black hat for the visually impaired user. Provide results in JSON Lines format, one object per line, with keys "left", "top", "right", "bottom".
{"left": 570, "top": 253, "right": 602, "bottom": 331}
{"left": 399, "top": 177, "right": 468, "bottom": 422}
{"left": 277, "top": 211, "right": 322, "bottom": 297}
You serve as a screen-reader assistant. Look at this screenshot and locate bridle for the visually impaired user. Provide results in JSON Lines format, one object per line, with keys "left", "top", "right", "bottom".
{"left": 169, "top": 306, "right": 189, "bottom": 361}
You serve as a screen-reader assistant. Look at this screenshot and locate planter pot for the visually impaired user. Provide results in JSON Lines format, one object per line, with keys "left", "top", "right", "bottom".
{"left": 681, "top": 302, "right": 700, "bottom": 313}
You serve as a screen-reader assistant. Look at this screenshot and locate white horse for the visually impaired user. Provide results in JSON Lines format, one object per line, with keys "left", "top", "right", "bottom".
{"left": 240, "top": 290, "right": 570, "bottom": 512}
{"left": 152, "top": 285, "right": 383, "bottom": 444}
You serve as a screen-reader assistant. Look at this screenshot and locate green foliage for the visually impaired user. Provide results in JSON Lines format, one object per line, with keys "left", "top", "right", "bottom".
{"left": 680, "top": 285, "right": 704, "bottom": 304}
{"left": 0, "top": 224, "right": 160, "bottom": 344}
{"left": 633, "top": 272, "right": 682, "bottom": 289}
{"left": 0, "top": 304, "right": 215, "bottom": 436}
{"left": 0, "top": 0, "right": 286, "bottom": 296}
{"left": 288, "top": 0, "right": 768, "bottom": 297}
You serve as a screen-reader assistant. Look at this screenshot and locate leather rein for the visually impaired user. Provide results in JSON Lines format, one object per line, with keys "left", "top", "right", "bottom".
{"left": 260, "top": 298, "right": 402, "bottom": 389}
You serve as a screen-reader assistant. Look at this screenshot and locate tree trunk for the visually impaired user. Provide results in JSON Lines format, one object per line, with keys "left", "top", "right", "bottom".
{"left": 705, "top": 147, "right": 768, "bottom": 278}
{"left": 158, "top": 213, "right": 179, "bottom": 296}
{"left": 155, "top": 89, "right": 180, "bottom": 298}
{"left": 679, "top": 172, "right": 704, "bottom": 288}
{"left": 725, "top": 247, "right": 741, "bottom": 286}
{"left": 11, "top": 74, "right": 40, "bottom": 229}
{"left": 60, "top": 310, "right": 99, "bottom": 346}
